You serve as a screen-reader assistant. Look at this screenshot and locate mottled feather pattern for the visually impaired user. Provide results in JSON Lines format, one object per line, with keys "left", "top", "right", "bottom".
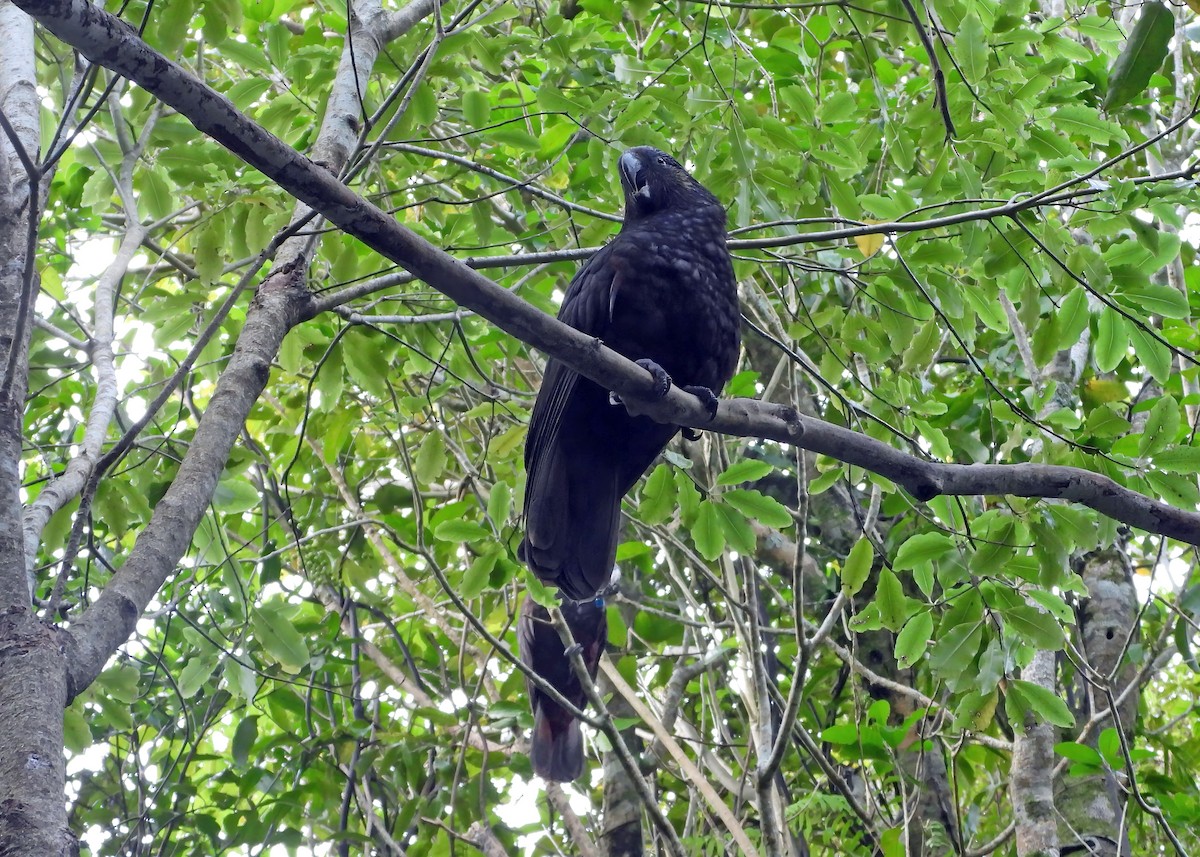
{"left": 521, "top": 147, "right": 740, "bottom": 601}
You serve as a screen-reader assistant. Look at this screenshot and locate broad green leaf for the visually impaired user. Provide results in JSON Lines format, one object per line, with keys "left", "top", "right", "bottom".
{"left": 894, "top": 531, "right": 955, "bottom": 570}
{"left": 693, "top": 500, "right": 726, "bottom": 561}
{"left": 928, "top": 620, "right": 983, "bottom": 676}
{"left": 414, "top": 432, "right": 448, "bottom": 484}
{"left": 432, "top": 519, "right": 489, "bottom": 542}
{"left": 958, "top": 13, "right": 987, "bottom": 82}
{"left": 875, "top": 566, "right": 909, "bottom": 631}
{"left": 1103, "top": 1, "right": 1175, "bottom": 110}
{"left": 895, "top": 612, "right": 934, "bottom": 668}
{"left": 178, "top": 654, "right": 219, "bottom": 698}
{"left": 1154, "top": 446, "right": 1200, "bottom": 474}
{"left": 1094, "top": 309, "right": 1128, "bottom": 373}
{"left": 487, "top": 480, "right": 512, "bottom": 526}
{"left": 716, "top": 459, "right": 774, "bottom": 486}
{"left": 1138, "top": 395, "right": 1180, "bottom": 457}
{"left": 638, "top": 465, "right": 676, "bottom": 524}
{"left": 213, "top": 477, "right": 260, "bottom": 514}
{"left": 1002, "top": 605, "right": 1066, "bottom": 650}
{"left": 462, "top": 89, "right": 491, "bottom": 127}
{"left": 723, "top": 489, "right": 793, "bottom": 529}
{"left": 1009, "top": 679, "right": 1076, "bottom": 728}
{"left": 138, "top": 168, "right": 174, "bottom": 221}
{"left": 462, "top": 552, "right": 498, "bottom": 599}
{"left": 251, "top": 604, "right": 310, "bottom": 673}
{"left": 63, "top": 704, "right": 93, "bottom": 754}
{"left": 1129, "top": 323, "right": 1173, "bottom": 384}
{"left": 821, "top": 724, "right": 860, "bottom": 745}
{"left": 1054, "top": 288, "right": 1091, "bottom": 351}
{"left": 1054, "top": 741, "right": 1102, "bottom": 765}
{"left": 713, "top": 502, "right": 757, "bottom": 556}
{"left": 232, "top": 717, "right": 258, "bottom": 769}
{"left": 841, "top": 537, "right": 874, "bottom": 596}
{"left": 99, "top": 664, "right": 141, "bottom": 705}
{"left": 1117, "top": 283, "right": 1189, "bottom": 318}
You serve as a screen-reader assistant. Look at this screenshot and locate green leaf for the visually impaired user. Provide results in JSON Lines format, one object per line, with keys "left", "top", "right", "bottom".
{"left": 716, "top": 458, "right": 774, "bottom": 486}
{"left": 178, "top": 654, "right": 219, "bottom": 698}
{"left": 232, "top": 717, "right": 258, "bottom": 768}
{"left": 63, "top": 704, "right": 93, "bottom": 754}
{"left": 1128, "top": 323, "right": 1172, "bottom": 384}
{"left": 928, "top": 620, "right": 983, "bottom": 676}
{"left": 1154, "top": 446, "right": 1200, "bottom": 474}
{"left": 875, "top": 566, "right": 909, "bottom": 631}
{"left": 213, "top": 477, "right": 260, "bottom": 513}
{"left": 414, "top": 432, "right": 447, "bottom": 484}
{"left": 693, "top": 500, "right": 726, "bottom": 561}
{"left": 251, "top": 604, "right": 310, "bottom": 674}
{"left": 958, "top": 14, "right": 987, "bottom": 82}
{"left": 1094, "top": 309, "right": 1128, "bottom": 373}
{"left": 894, "top": 611, "right": 933, "bottom": 668}
{"left": 461, "top": 89, "right": 491, "bottom": 127}
{"left": 1009, "top": 679, "right": 1076, "bottom": 729}
{"left": 432, "top": 519, "right": 489, "bottom": 542}
{"left": 1055, "top": 288, "right": 1092, "bottom": 352}
{"left": 841, "top": 537, "right": 874, "bottom": 596}
{"left": 894, "top": 531, "right": 954, "bottom": 570}
{"left": 99, "top": 664, "right": 140, "bottom": 705}
{"left": 227, "top": 79, "right": 272, "bottom": 110}
{"left": 675, "top": 471, "right": 702, "bottom": 523}
{"left": 1002, "top": 605, "right": 1066, "bottom": 650}
{"left": 713, "top": 502, "right": 757, "bottom": 556}
{"left": 1139, "top": 395, "right": 1180, "bottom": 457}
{"left": 1054, "top": 741, "right": 1102, "bottom": 765}
{"left": 1117, "top": 283, "right": 1189, "bottom": 318}
{"left": 138, "top": 168, "right": 174, "bottom": 221}
{"left": 487, "top": 480, "right": 512, "bottom": 526}
{"left": 1103, "top": 0, "right": 1175, "bottom": 111}
{"left": 462, "top": 552, "right": 498, "bottom": 599}
{"left": 638, "top": 465, "right": 676, "bottom": 525}
{"left": 722, "top": 489, "right": 793, "bottom": 529}
{"left": 821, "top": 724, "right": 860, "bottom": 745}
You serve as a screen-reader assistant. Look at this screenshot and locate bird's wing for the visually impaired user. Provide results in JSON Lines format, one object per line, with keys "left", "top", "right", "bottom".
{"left": 524, "top": 244, "right": 622, "bottom": 478}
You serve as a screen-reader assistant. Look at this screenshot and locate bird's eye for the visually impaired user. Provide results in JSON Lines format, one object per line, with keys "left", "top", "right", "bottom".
{"left": 657, "top": 156, "right": 669, "bottom": 166}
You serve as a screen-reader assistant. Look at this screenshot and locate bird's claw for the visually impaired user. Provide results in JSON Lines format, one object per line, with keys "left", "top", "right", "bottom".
{"left": 636, "top": 359, "right": 673, "bottom": 400}
{"left": 564, "top": 643, "right": 583, "bottom": 657}
{"left": 682, "top": 385, "right": 720, "bottom": 420}
{"left": 611, "top": 359, "right": 673, "bottom": 405}
{"left": 682, "top": 427, "right": 703, "bottom": 441}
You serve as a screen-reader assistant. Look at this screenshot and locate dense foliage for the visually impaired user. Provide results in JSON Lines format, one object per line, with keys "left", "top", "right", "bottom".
{"left": 14, "top": 0, "right": 1200, "bottom": 852}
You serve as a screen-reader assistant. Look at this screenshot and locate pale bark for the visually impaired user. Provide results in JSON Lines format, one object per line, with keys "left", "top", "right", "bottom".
{"left": 1011, "top": 650, "right": 1059, "bottom": 856}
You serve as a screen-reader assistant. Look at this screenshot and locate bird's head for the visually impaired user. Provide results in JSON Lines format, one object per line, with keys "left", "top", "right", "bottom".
{"left": 617, "top": 146, "right": 723, "bottom": 222}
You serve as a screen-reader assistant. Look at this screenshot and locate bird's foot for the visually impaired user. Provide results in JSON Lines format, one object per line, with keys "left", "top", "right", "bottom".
{"left": 682, "top": 385, "right": 720, "bottom": 420}
{"left": 564, "top": 643, "right": 583, "bottom": 657}
{"left": 610, "top": 359, "right": 673, "bottom": 405}
{"left": 636, "top": 359, "right": 673, "bottom": 400}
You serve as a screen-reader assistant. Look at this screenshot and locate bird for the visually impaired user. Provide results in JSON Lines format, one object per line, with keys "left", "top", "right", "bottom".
{"left": 518, "top": 593, "right": 608, "bottom": 781}
{"left": 520, "top": 146, "right": 740, "bottom": 601}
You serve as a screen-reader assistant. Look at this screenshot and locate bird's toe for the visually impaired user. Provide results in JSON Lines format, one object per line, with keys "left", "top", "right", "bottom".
{"left": 635, "top": 358, "right": 673, "bottom": 400}
{"left": 682, "top": 385, "right": 720, "bottom": 420}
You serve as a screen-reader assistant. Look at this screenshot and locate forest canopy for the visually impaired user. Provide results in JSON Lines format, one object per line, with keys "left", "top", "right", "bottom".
{"left": 1, "top": 0, "right": 1200, "bottom": 854}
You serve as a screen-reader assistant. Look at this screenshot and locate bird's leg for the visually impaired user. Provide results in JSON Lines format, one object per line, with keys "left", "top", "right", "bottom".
{"left": 610, "top": 358, "right": 673, "bottom": 405}
{"left": 682, "top": 384, "right": 720, "bottom": 420}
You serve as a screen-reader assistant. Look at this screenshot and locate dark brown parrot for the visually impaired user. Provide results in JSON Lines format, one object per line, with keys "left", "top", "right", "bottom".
{"left": 518, "top": 593, "right": 608, "bottom": 782}
{"left": 520, "top": 147, "right": 740, "bottom": 601}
